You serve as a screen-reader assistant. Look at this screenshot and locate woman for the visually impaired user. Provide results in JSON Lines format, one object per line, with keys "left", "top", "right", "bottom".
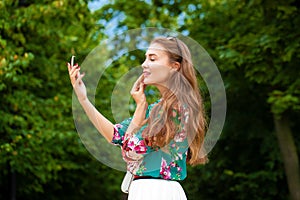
{"left": 68, "top": 36, "right": 208, "bottom": 199}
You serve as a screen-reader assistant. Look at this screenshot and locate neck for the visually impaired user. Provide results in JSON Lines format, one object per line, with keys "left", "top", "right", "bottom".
{"left": 156, "top": 84, "right": 168, "bottom": 98}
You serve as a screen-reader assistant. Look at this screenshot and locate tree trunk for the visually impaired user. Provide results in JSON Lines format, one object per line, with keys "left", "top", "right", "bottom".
{"left": 274, "top": 115, "right": 300, "bottom": 200}
{"left": 10, "top": 171, "right": 16, "bottom": 200}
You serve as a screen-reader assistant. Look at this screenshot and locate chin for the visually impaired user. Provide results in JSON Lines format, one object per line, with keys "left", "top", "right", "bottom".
{"left": 144, "top": 81, "right": 153, "bottom": 85}
{"left": 143, "top": 78, "right": 152, "bottom": 85}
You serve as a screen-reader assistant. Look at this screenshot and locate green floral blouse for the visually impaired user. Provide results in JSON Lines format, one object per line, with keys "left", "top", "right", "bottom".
{"left": 111, "top": 99, "right": 189, "bottom": 181}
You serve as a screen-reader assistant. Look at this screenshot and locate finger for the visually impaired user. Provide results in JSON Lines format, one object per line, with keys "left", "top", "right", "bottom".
{"left": 67, "top": 62, "right": 71, "bottom": 72}
{"left": 70, "top": 69, "right": 81, "bottom": 85}
{"left": 131, "top": 82, "right": 139, "bottom": 94}
{"left": 138, "top": 82, "right": 144, "bottom": 92}
{"left": 132, "top": 78, "right": 140, "bottom": 90}
{"left": 70, "top": 66, "right": 80, "bottom": 77}
{"left": 133, "top": 74, "right": 145, "bottom": 91}
{"left": 68, "top": 63, "right": 79, "bottom": 74}
{"left": 75, "top": 72, "right": 85, "bottom": 85}
{"left": 133, "top": 74, "right": 144, "bottom": 86}
{"left": 70, "top": 65, "right": 80, "bottom": 74}
{"left": 136, "top": 74, "right": 144, "bottom": 84}
{"left": 140, "top": 74, "right": 145, "bottom": 83}
{"left": 76, "top": 73, "right": 85, "bottom": 82}
{"left": 69, "top": 65, "right": 78, "bottom": 76}
{"left": 130, "top": 87, "right": 138, "bottom": 95}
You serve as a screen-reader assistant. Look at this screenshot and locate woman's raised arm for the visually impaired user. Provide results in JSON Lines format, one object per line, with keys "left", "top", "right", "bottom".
{"left": 67, "top": 62, "right": 114, "bottom": 142}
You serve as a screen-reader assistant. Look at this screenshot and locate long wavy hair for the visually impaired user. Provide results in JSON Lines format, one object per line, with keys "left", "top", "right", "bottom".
{"left": 142, "top": 37, "right": 208, "bottom": 166}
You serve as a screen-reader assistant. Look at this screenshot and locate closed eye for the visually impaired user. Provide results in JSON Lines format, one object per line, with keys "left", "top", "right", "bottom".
{"left": 145, "top": 53, "right": 157, "bottom": 62}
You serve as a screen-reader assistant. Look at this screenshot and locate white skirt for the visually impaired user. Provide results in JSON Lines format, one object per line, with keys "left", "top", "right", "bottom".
{"left": 128, "top": 179, "right": 187, "bottom": 200}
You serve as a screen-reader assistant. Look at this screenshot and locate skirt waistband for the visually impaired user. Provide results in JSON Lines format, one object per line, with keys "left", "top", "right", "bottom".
{"left": 133, "top": 175, "right": 163, "bottom": 181}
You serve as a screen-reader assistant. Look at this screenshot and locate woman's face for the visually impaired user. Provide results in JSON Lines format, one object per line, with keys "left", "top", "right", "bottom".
{"left": 142, "top": 43, "right": 174, "bottom": 86}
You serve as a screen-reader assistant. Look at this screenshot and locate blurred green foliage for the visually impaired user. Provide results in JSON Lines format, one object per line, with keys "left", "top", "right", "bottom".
{"left": 0, "top": 0, "right": 299, "bottom": 199}
{"left": 0, "top": 0, "right": 123, "bottom": 199}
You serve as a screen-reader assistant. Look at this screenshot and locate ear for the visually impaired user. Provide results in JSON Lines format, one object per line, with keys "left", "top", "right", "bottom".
{"left": 171, "top": 62, "right": 181, "bottom": 71}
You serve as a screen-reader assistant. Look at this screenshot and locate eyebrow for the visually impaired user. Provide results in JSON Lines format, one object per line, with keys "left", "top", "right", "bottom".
{"left": 145, "top": 53, "right": 157, "bottom": 57}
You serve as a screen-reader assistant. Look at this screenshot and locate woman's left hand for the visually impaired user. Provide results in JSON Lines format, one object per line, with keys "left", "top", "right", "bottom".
{"left": 130, "top": 74, "right": 147, "bottom": 106}
{"left": 130, "top": 74, "right": 148, "bottom": 127}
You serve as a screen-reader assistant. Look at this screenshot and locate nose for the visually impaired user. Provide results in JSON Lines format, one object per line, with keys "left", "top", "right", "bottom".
{"left": 141, "top": 59, "right": 148, "bottom": 69}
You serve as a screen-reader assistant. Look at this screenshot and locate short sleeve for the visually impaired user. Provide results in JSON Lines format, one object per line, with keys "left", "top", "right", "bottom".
{"left": 111, "top": 99, "right": 161, "bottom": 149}
{"left": 111, "top": 117, "right": 132, "bottom": 147}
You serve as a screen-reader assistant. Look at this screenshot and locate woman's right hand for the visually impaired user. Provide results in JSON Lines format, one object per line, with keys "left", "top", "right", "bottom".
{"left": 67, "top": 62, "right": 87, "bottom": 102}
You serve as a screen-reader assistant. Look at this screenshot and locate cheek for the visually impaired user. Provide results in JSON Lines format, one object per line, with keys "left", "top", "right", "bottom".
{"left": 146, "top": 64, "right": 171, "bottom": 83}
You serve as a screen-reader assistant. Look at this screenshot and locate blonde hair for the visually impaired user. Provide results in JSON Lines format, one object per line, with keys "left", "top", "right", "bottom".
{"left": 142, "top": 37, "right": 208, "bottom": 165}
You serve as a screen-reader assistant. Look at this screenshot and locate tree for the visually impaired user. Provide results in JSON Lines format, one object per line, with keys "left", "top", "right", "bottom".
{"left": 0, "top": 0, "right": 126, "bottom": 199}
{"left": 182, "top": 0, "right": 300, "bottom": 199}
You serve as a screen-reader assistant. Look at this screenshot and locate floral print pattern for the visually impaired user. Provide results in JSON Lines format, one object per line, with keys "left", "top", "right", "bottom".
{"left": 111, "top": 99, "right": 189, "bottom": 181}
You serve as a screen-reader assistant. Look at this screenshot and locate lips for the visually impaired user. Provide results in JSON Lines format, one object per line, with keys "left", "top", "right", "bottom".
{"left": 143, "top": 71, "right": 151, "bottom": 77}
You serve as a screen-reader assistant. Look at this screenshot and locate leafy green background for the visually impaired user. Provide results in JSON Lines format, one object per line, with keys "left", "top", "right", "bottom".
{"left": 1, "top": 0, "right": 299, "bottom": 199}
